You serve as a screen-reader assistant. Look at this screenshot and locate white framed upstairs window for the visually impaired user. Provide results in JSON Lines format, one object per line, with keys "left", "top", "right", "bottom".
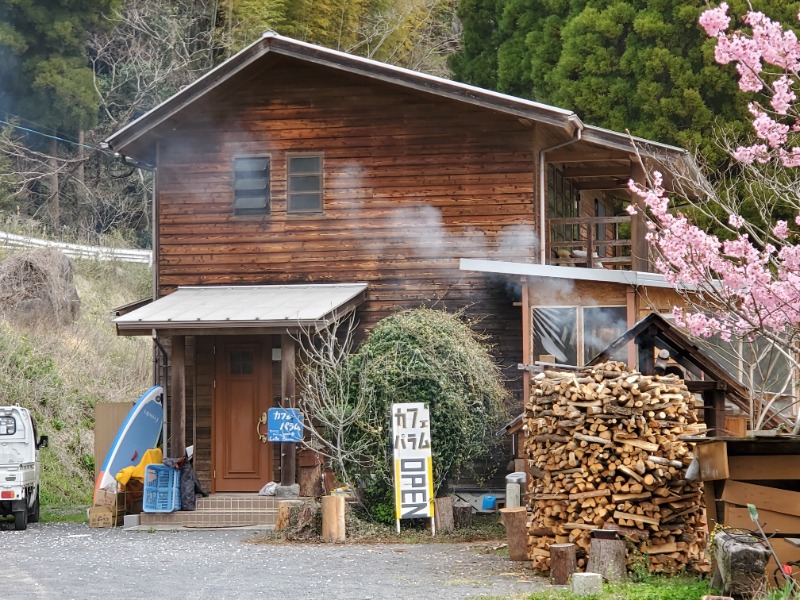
{"left": 233, "top": 156, "right": 270, "bottom": 215}
{"left": 532, "top": 305, "right": 628, "bottom": 366}
{"left": 287, "top": 154, "right": 323, "bottom": 214}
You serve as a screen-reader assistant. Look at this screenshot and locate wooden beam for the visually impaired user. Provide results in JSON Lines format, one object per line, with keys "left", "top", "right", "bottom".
{"left": 562, "top": 164, "right": 631, "bottom": 179}
{"left": 729, "top": 455, "right": 800, "bottom": 480}
{"left": 170, "top": 335, "right": 186, "bottom": 458}
{"left": 280, "top": 333, "right": 297, "bottom": 487}
{"left": 685, "top": 380, "right": 726, "bottom": 392}
{"left": 547, "top": 149, "right": 630, "bottom": 163}
{"left": 573, "top": 179, "right": 628, "bottom": 191}
{"left": 706, "top": 389, "right": 726, "bottom": 436}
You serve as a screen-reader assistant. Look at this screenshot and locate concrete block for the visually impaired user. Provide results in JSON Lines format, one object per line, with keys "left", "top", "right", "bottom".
{"left": 123, "top": 514, "right": 140, "bottom": 529}
{"left": 571, "top": 572, "right": 602, "bottom": 596}
{"left": 275, "top": 484, "right": 300, "bottom": 498}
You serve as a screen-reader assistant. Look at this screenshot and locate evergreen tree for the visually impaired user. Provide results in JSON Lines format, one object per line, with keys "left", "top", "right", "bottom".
{"left": 450, "top": 0, "right": 799, "bottom": 160}
{"left": 0, "top": 0, "right": 120, "bottom": 134}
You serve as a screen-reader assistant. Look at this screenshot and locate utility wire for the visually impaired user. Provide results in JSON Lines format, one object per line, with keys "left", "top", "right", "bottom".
{"left": 0, "top": 117, "right": 116, "bottom": 157}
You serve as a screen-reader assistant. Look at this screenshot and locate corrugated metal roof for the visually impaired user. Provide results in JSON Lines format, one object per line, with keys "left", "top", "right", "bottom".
{"left": 459, "top": 258, "right": 677, "bottom": 289}
{"left": 114, "top": 284, "right": 367, "bottom": 334}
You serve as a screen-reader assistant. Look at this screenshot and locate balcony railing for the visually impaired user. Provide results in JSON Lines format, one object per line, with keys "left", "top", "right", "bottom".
{"left": 547, "top": 215, "right": 633, "bottom": 270}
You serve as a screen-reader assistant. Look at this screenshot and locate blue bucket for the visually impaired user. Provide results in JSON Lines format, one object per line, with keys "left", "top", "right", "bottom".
{"left": 482, "top": 495, "right": 497, "bottom": 510}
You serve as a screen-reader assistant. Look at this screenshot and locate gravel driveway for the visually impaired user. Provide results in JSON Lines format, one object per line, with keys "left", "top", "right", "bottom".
{"left": 0, "top": 522, "right": 549, "bottom": 600}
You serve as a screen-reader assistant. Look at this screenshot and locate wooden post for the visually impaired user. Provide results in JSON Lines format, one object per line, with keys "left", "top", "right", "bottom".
{"left": 522, "top": 278, "right": 531, "bottom": 412}
{"left": 586, "top": 538, "right": 627, "bottom": 582}
{"left": 500, "top": 506, "right": 528, "bottom": 561}
{"left": 629, "top": 162, "right": 649, "bottom": 272}
{"left": 280, "top": 334, "right": 296, "bottom": 487}
{"left": 550, "top": 543, "right": 577, "bottom": 585}
{"left": 434, "top": 497, "right": 454, "bottom": 534}
{"left": 635, "top": 328, "right": 655, "bottom": 375}
{"left": 170, "top": 335, "right": 186, "bottom": 458}
{"left": 626, "top": 287, "right": 637, "bottom": 369}
{"left": 321, "top": 495, "right": 345, "bottom": 542}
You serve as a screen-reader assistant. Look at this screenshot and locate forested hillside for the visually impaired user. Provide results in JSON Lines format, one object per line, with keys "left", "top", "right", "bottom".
{"left": 0, "top": 254, "right": 151, "bottom": 507}
{"left": 0, "top": 0, "right": 460, "bottom": 244}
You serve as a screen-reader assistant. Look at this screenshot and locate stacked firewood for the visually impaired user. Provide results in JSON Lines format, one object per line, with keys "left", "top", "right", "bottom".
{"left": 526, "top": 361, "right": 707, "bottom": 574}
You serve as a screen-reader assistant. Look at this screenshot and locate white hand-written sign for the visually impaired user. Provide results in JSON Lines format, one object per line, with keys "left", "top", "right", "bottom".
{"left": 391, "top": 402, "right": 434, "bottom": 521}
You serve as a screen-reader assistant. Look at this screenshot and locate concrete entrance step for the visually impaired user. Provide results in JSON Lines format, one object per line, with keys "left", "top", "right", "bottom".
{"left": 138, "top": 493, "right": 279, "bottom": 528}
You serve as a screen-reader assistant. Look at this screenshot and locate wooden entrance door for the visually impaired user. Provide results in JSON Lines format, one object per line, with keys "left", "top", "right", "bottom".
{"left": 213, "top": 337, "right": 272, "bottom": 492}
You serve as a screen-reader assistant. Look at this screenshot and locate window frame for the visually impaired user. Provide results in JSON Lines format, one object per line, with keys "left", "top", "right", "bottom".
{"left": 531, "top": 304, "right": 628, "bottom": 367}
{"left": 232, "top": 155, "right": 271, "bottom": 216}
{"left": 286, "top": 153, "right": 324, "bottom": 215}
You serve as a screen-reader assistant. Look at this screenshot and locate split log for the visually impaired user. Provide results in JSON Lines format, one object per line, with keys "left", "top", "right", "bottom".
{"left": 524, "top": 361, "right": 706, "bottom": 575}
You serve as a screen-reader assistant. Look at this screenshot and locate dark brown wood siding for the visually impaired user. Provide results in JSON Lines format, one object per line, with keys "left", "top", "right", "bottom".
{"left": 155, "top": 58, "right": 536, "bottom": 402}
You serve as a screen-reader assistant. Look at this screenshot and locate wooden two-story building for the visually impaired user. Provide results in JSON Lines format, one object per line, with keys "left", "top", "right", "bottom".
{"left": 105, "top": 32, "right": 691, "bottom": 494}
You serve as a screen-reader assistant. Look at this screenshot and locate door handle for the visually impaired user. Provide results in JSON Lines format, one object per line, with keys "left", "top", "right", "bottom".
{"left": 256, "top": 412, "right": 268, "bottom": 443}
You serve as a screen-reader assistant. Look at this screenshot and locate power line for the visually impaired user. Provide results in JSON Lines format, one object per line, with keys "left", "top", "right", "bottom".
{"left": 0, "top": 117, "right": 116, "bottom": 157}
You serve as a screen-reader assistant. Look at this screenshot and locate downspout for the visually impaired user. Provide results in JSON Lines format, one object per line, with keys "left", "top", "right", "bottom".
{"left": 153, "top": 330, "right": 169, "bottom": 454}
{"left": 539, "top": 117, "right": 584, "bottom": 265}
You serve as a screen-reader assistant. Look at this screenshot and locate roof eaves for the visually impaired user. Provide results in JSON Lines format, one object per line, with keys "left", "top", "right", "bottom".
{"left": 581, "top": 125, "right": 689, "bottom": 160}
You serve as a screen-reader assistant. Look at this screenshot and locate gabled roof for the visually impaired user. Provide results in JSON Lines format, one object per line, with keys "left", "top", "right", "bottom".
{"left": 588, "top": 312, "right": 751, "bottom": 404}
{"left": 103, "top": 31, "right": 688, "bottom": 166}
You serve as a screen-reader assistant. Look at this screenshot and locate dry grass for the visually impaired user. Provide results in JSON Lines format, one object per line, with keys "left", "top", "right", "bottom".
{"left": 0, "top": 251, "right": 151, "bottom": 506}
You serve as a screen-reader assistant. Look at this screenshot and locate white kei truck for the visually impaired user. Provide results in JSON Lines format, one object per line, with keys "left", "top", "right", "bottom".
{"left": 0, "top": 406, "right": 48, "bottom": 530}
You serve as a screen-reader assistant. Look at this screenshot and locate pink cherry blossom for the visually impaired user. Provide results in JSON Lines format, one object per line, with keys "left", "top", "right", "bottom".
{"left": 699, "top": 3, "right": 730, "bottom": 37}
{"left": 729, "top": 214, "right": 745, "bottom": 228}
{"left": 771, "top": 76, "right": 795, "bottom": 114}
{"left": 774, "top": 221, "right": 790, "bottom": 240}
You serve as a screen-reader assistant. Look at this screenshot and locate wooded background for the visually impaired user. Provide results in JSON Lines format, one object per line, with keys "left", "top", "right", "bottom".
{"left": 0, "top": 0, "right": 788, "bottom": 244}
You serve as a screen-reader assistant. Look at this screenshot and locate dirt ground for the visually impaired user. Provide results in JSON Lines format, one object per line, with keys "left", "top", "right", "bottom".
{"left": 0, "top": 522, "right": 551, "bottom": 599}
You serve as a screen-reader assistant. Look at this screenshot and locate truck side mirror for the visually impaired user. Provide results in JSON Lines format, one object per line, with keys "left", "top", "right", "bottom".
{"left": 38, "top": 435, "right": 48, "bottom": 449}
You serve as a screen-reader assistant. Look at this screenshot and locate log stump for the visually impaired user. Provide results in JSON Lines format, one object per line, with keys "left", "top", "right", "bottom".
{"left": 453, "top": 502, "right": 473, "bottom": 529}
{"left": 275, "top": 499, "right": 304, "bottom": 532}
{"left": 586, "top": 538, "right": 627, "bottom": 583}
{"left": 434, "top": 497, "right": 454, "bottom": 534}
{"left": 499, "top": 506, "right": 528, "bottom": 561}
{"left": 550, "top": 543, "right": 577, "bottom": 585}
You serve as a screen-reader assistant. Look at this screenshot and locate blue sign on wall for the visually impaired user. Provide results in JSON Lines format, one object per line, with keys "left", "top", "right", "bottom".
{"left": 267, "top": 408, "right": 304, "bottom": 442}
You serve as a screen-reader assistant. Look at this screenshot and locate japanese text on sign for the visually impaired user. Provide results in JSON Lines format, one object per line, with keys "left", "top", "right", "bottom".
{"left": 267, "top": 408, "right": 304, "bottom": 442}
{"left": 392, "top": 402, "right": 434, "bottom": 520}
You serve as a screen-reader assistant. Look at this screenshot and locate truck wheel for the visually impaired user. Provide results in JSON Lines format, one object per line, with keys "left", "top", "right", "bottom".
{"left": 14, "top": 509, "right": 27, "bottom": 531}
{"left": 28, "top": 488, "right": 40, "bottom": 523}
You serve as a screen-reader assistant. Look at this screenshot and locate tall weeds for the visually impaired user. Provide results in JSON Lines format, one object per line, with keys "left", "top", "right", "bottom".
{"left": 0, "top": 254, "right": 151, "bottom": 506}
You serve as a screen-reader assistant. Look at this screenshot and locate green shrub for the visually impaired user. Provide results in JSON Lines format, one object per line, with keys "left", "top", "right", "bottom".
{"left": 337, "top": 308, "right": 509, "bottom": 521}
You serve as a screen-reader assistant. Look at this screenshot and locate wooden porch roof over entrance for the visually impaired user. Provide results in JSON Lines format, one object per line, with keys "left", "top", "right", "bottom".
{"left": 113, "top": 283, "right": 368, "bottom": 336}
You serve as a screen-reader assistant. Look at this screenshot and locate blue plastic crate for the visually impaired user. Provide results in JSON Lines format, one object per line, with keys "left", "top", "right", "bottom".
{"left": 143, "top": 464, "right": 180, "bottom": 513}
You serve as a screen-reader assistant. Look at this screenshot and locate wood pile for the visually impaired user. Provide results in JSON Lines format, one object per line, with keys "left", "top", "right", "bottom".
{"left": 525, "top": 361, "right": 707, "bottom": 574}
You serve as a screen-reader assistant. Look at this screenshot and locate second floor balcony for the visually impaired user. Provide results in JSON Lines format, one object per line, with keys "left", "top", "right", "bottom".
{"left": 547, "top": 214, "right": 641, "bottom": 271}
